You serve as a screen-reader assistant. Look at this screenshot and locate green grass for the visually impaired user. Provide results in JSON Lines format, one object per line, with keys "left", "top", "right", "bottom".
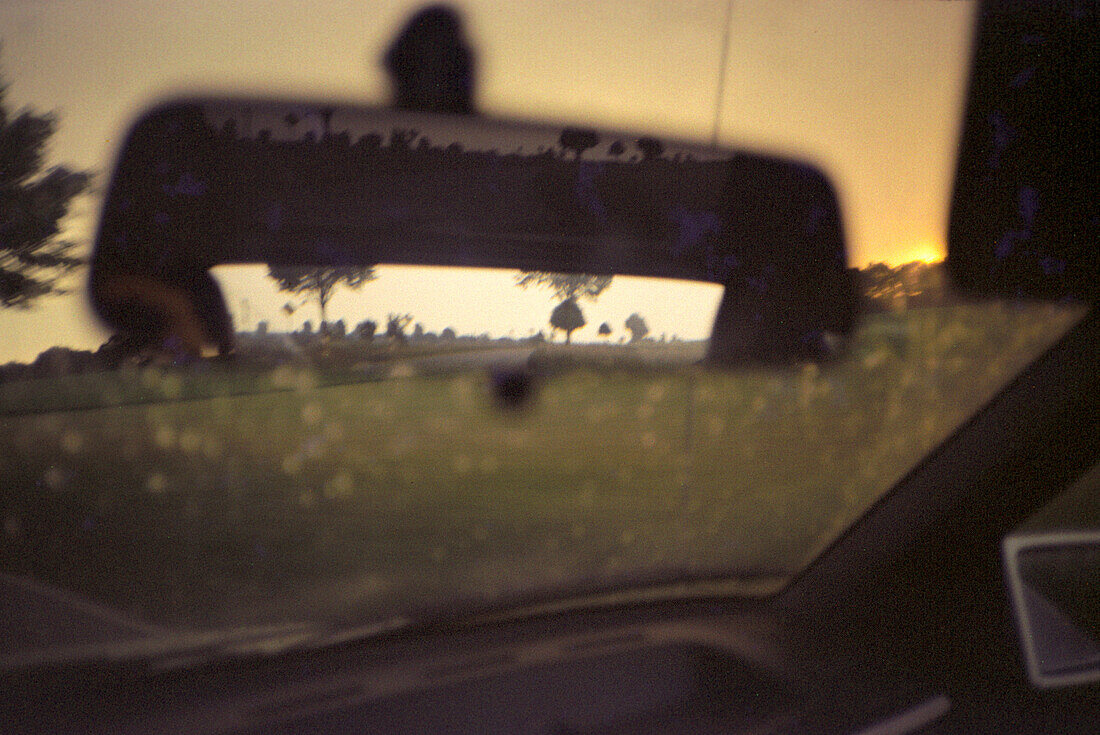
{"left": 0, "top": 302, "right": 1086, "bottom": 630}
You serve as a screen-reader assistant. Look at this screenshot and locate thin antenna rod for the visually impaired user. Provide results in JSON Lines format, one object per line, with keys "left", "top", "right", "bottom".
{"left": 712, "top": 0, "right": 735, "bottom": 146}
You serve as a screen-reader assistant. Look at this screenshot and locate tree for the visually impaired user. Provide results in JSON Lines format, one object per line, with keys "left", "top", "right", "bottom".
{"left": 598, "top": 322, "right": 612, "bottom": 338}
{"left": 440, "top": 326, "right": 457, "bottom": 340}
{"left": 550, "top": 298, "right": 586, "bottom": 344}
{"left": 331, "top": 318, "right": 346, "bottom": 339}
{"left": 356, "top": 132, "right": 383, "bottom": 151}
{"left": 267, "top": 265, "right": 376, "bottom": 325}
{"left": 0, "top": 79, "right": 93, "bottom": 307}
{"left": 317, "top": 107, "right": 335, "bottom": 139}
{"left": 386, "top": 312, "right": 413, "bottom": 341}
{"left": 515, "top": 272, "right": 613, "bottom": 302}
{"left": 355, "top": 319, "right": 377, "bottom": 341}
{"left": 607, "top": 140, "right": 625, "bottom": 158}
{"left": 625, "top": 313, "right": 649, "bottom": 343}
{"left": 559, "top": 127, "right": 601, "bottom": 159}
{"left": 636, "top": 136, "right": 664, "bottom": 161}
{"left": 857, "top": 261, "right": 950, "bottom": 312}
{"left": 388, "top": 128, "right": 419, "bottom": 151}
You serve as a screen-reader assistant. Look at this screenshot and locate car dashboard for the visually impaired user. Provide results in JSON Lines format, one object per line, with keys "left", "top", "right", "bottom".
{"left": 4, "top": 600, "right": 964, "bottom": 735}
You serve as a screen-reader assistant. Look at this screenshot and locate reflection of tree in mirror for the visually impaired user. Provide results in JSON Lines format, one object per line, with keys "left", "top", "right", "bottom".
{"left": 636, "top": 136, "right": 664, "bottom": 161}
{"left": 0, "top": 76, "right": 92, "bottom": 307}
{"left": 267, "top": 265, "right": 376, "bottom": 326}
{"left": 550, "top": 298, "right": 586, "bottom": 344}
{"left": 514, "top": 272, "right": 613, "bottom": 302}
{"left": 388, "top": 128, "right": 420, "bottom": 151}
{"left": 559, "top": 128, "right": 600, "bottom": 160}
{"left": 358, "top": 132, "right": 383, "bottom": 152}
{"left": 625, "top": 313, "right": 649, "bottom": 343}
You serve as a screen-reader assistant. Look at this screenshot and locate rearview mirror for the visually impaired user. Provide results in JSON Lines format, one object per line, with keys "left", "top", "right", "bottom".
{"left": 90, "top": 98, "right": 857, "bottom": 365}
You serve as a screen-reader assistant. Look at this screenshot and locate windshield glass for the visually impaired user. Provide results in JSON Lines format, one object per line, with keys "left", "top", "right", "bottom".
{"left": 0, "top": 0, "right": 1089, "bottom": 659}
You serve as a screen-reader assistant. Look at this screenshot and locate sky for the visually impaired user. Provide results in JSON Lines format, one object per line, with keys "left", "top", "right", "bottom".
{"left": 0, "top": 0, "right": 977, "bottom": 362}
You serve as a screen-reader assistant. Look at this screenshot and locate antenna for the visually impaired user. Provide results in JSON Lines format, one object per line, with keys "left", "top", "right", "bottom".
{"left": 712, "top": 0, "right": 735, "bottom": 146}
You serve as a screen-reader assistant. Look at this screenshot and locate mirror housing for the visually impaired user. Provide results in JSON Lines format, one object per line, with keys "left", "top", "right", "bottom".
{"left": 90, "top": 98, "right": 857, "bottom": 364}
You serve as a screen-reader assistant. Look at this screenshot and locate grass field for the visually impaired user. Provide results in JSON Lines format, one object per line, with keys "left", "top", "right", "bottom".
{"left": 0, "top": 302, "right": 1086, "bottom": 630}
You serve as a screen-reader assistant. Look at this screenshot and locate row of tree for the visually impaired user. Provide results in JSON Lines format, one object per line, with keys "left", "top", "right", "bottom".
{"left": 257, "top": 307, "right": 652, "bottom": 348}
{"left": 857, "top": 261, "right": 951, "bottom": 312}
{"left": 0, "top": 259, "right": 955, "bottom": 382}
{"left": 266, "top": 259, "right": 953, "bottom": 348}
{"left": 233, "top": 106, "right": 674, "bottom": 163}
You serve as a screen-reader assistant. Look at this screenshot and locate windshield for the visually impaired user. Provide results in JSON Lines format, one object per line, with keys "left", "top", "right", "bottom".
{"left": 0, "top": 0, "right": 1089, "bottom": 661}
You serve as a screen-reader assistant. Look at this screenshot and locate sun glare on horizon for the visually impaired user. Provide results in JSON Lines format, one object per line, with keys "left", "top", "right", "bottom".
{"left": 875, "top": 238, "right": 945, "bottom": 267}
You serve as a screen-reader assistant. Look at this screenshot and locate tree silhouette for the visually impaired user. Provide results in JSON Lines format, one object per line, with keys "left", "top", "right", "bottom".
{"left": 857, "top": 261, "right": 950, "bottom": 312}
{"left": 598, "top": 322, "right": 612, "bottom": 338}
{"left": 356, "top": 319, "right": 377, "bottom": 341}
{"left": 607, "top": 140, "right": 626, "bottom": 158}
{"left": 268, "top": 265, "right": 376, "bottom": 325}
{"left": 625, "top": 313, "right": 649, "bottom": 342}
{"left": 388, "top": 128, "right": 419, "bottom": 151}
{"left": 356, "top": 132, "right": 383, "bottom": 151}
{"left": 550, "top": 298, "right": 586, "bottom": 344}
{"left": 0, "top": 78, "right": 92, "bottom": 307}
{"left": 318, "top": 107, "right": 335, "bottom": 139}
{"left": 636, "top": 136, "right": 664, "bottom": 161}
{"left": 559, "top": 127, "right": 601, "bottom": 159}
{"left": 386, "top": 312, "right": 413, "bottom": 341}
{"left": 515, "top": 271, "right": 613, "bottom": 302}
